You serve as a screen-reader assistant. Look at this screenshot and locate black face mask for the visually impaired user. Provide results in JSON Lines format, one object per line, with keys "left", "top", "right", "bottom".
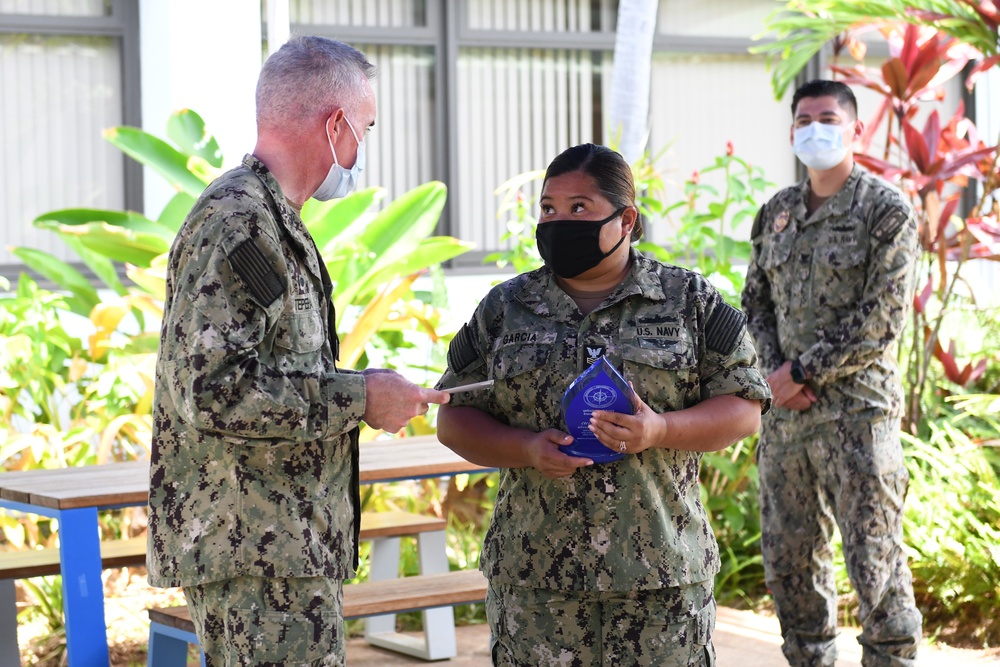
{"left": 535, "top": 208, "right": 627, "bottom": 278}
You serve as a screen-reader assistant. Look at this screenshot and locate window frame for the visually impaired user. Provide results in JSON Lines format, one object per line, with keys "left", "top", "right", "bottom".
{"left": 0, "top": 0, "right": 143, "bottom": 283}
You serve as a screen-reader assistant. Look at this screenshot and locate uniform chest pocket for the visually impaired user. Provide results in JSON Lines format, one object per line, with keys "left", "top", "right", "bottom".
{"left": 622, "top": 341, "right": 699, "bottom": 411}
{"left": 811, "top": 246, "right": 867, "bottom": 308}
{"left": 491, "top": 344, "right": 556, "bottom": 423}
{"left": 274, "top": 310, "right": 325, "bottom": 353}
{"left": 493, "top": 344, "right": 552, "bottom": 381}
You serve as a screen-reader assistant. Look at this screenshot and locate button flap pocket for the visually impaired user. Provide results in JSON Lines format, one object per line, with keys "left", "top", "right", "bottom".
{"left": 226, "top": 606, "right": 341, "bottom": 664}
{"left": 493, "top": 343, "right": 552, "bottom": 380}
{"left": 275, "top": 310, "right": 325, "bottom": 353}
{"left": 622, "top": 340, "right": 695, "bottom": 370}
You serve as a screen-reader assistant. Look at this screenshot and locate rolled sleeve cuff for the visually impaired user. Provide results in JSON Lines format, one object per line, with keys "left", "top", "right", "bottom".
{"left": 703, "top": 370, "right": 773, "bottom": 415}
{"left": 797, "top": 346, "right": 827, "bottom": 386}
{"left": 321, "top": 371, "right": 367, "bottom": 439}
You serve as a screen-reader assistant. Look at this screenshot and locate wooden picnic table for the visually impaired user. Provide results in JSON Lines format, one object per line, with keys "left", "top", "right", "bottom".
{"left": 0, "top": 435, "right": 491, "bottom": 667}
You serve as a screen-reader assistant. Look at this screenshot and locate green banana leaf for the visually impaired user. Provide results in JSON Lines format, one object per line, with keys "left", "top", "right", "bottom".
{"left": 103, "top": 126, "right": 211, "bottom": 197}
{"left": 339, "top": 237, "right": 475, "bottom": 312}
{"left": 11, "top": 248, "right": 100, "bottom": 316}
{"left": 54, "top": 234, "right": 128, "bottom": 296}
{"left": 158, "top": 192, "right": 198, "bottom": 232}
{"left": 35, "top": 208, "right": 176, "bottom": 240}
{"left": 36, "top": 221, "right": 170, "bottom": 267}
{"left": 126, "top": 254, "right": 168, "bottom": 299}
{"left": 167, "top": 109, "right": 223, "bottom": 168}
{"left": 328, "top": 182, "right": 448, "bottom": 307}
{"left": 303, "top": 187, "right": 382, "bottom": 252}
{"left": 356, "top": 182, "right": 447, "bottom": 264}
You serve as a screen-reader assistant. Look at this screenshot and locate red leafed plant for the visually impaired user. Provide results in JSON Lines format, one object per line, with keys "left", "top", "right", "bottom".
{"left": 826, "top": 20, "right": 999, "bottom": 427}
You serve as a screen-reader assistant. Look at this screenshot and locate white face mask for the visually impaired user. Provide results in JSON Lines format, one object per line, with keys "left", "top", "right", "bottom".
{"left": 793, "top": 121, "right": 851, "bottom": 171}
{"left": 312, "top": 116, "right": 365, "bottom": 201}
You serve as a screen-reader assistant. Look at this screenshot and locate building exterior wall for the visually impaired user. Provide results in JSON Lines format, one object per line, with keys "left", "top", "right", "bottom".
{"left": 2, "top": 0, "right": 996, "bottom": 283}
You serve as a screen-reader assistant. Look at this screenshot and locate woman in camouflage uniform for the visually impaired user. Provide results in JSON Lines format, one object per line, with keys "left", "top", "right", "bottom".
{"left": 436, "top": 144, "right": 771, "bottom": 666}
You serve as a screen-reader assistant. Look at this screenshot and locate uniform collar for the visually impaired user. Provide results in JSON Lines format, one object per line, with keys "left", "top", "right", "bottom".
{"left": 515, "top": 249, "right": 666, "bottom": 318}
{"left": 242, "top": 153, "right": 327, "bottom": 284}
{"left": 795, "top": 164, "right": 863, "bottom": 224}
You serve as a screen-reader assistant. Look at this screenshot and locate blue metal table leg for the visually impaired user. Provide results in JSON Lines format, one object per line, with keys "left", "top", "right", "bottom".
{"left": 59, "top": 507, "right": 110, "bottom": 667}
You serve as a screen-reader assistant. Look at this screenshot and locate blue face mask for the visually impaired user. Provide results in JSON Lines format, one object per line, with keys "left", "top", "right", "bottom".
{"left": 793, "top": 121, "right": 850, "bottom": 171}
{"left": 313, "top": 116, "right": 365, "bottom": 201}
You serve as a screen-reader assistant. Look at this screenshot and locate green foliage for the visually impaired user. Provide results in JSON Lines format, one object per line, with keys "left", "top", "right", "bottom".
{"left": 753, "top": 0, "right": 1000, "bottom": 99}
{"left": 903, "top": 406, "right": 1000, "bottom": 646}
{"left": 484, "top": 170, "right": 546, "bottom": 273}
{"left": 0, "top": 276, "right": 153, "bottom": 473}
{"left": 639, "top": 147, "right": 772, "bottom": 305}
{"left": 701, "top": 437, "right": 768, "bottom": 608}
{"left": 18, "top": 575, "right": 67, "bottom": 665}
{"left": 15, "top": 108, "right": 472, "bottom": 373}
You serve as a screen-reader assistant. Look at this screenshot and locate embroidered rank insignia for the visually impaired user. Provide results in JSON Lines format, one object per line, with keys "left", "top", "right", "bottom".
{"left": 773, "top": 210, "right": 790, "bottom": 233}
{"left": 585, "top": 346, "right": 605, "bottom": 366}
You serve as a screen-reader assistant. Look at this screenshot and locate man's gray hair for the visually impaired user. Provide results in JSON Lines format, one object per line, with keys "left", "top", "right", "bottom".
{"left": 256, "top": 35, "right": 376, "bottom": 128}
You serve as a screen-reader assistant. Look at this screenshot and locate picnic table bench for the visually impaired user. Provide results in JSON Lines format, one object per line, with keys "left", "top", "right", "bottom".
{"left": 0, "top": 435, "right": 492, "bottom": 667}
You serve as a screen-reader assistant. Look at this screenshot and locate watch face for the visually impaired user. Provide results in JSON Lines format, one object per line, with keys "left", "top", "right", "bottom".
{"left": 791, "top": 364, "right": 806, "bottom": 384}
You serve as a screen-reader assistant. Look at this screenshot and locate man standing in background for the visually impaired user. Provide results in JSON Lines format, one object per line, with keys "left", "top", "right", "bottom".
{"left": 742, "top": 79, "right": 923, "bottom": 667}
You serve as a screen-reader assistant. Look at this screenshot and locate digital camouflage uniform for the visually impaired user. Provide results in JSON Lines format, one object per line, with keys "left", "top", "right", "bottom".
{"left": 741, "top": 165, "right": 923, "bottom": 667}
{"left": 439, "top": 252, "right": 771, "bottom": 666}
{"left": 148, "top": 154, "right": 366, "bottom": 667}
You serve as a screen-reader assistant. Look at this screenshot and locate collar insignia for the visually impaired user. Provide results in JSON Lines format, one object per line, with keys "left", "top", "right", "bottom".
{"left": 774, "top": 210, "right": 790, "bottom": 233}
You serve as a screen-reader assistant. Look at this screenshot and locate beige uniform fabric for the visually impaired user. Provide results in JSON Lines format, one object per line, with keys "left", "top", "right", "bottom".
{"left": 148, "top": 154, "right": 367, "bottom": 589}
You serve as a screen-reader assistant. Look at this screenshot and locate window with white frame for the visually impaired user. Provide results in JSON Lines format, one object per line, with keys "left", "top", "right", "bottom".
{"left": 0, "top": 0, "right": 140, "bottom": 277}
{"left": 285, "top": 0, "right": 985, "bottom": 261}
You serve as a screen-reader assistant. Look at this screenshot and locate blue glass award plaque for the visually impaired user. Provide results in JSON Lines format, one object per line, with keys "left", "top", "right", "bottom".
{"left": 560, "top": 357, "right": 635, "bottom": 463}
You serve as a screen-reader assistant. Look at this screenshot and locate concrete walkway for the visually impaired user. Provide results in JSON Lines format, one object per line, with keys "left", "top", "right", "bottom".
{"left": 346, "top": 607, "right": 1000, "bottom": 666}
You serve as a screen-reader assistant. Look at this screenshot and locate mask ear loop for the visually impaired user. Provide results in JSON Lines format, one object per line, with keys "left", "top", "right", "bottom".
{"left": 326, "top": 115, "right": 341, "bottom": 168}
{"left": 328, "top": 115, "right": 362, "bottom": 169}
{"left": 601, "top": 207, "right": 630, "bottom": 258}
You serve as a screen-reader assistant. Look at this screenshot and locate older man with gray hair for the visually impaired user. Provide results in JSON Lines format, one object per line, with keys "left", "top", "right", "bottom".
{"left": 147, "top": 36, "right": 450, "bottom": 666}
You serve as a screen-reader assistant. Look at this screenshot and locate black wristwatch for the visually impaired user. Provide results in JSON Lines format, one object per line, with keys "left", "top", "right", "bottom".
{"left": 790, "top": 359, "right": 808, "bottom": 384}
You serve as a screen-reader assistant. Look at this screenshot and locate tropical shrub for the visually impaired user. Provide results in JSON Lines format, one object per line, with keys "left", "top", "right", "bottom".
{"left": 15, "top": 109, "right": 472, "bottom": 377}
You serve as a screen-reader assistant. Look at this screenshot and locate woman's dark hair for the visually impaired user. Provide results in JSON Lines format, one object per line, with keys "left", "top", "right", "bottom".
{"left": 543, "top": 143, "right": 643, "bottom": 241}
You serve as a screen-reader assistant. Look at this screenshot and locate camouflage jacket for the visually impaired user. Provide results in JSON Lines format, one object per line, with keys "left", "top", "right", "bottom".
{"left": 741, "top": 165, "right": 919, "bottom": 425}
{"left": 147, "top": 155, "right": 367, "bottom": 588}
{"left": 438, "top": 252, "right": 771, "bottom": 591}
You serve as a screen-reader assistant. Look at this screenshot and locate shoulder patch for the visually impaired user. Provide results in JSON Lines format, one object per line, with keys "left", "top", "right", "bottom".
{"left": 705, "top": 299, "right": 747, "bottom": 356}
{"left": 228, "top": 238, "right": 285, "bottom": 307}
{"left": 870, "top": 205, "right": 910, "bottom": 243}
{"left": 447, "top": 319, "right": 483, "bottom": 374}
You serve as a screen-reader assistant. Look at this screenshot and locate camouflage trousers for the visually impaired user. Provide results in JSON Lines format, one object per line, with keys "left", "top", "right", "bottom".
{"left": 183, "top": 575, "right": 345, "bottom": 667}
{"left": 486, "top": 578, "right": 716, "bottom": 666}
{"left": 758, "top": 413, "right": 923, "bottom": 667}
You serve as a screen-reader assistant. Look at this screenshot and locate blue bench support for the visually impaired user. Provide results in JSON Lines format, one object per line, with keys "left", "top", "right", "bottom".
{"left": 147, "top": 620, "right": 205, "bottom": 667}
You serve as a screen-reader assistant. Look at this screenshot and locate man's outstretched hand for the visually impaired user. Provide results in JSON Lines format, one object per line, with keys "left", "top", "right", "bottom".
{"left": 362, "top": 369, "right": 450, "bottom": 433}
